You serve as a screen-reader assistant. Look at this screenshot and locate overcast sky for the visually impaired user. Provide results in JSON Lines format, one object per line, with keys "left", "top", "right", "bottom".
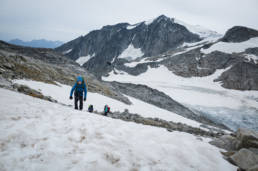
{"left": 0, "top": 0, "right": 257, "bottom": 42}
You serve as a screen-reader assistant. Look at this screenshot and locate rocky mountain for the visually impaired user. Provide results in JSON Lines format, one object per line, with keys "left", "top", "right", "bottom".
{"left": 8, "top": 39, "right": 63, "bottom": 48}
{"left": 101, "top": 23, "right": 258, "bottom": 132}
{"left": 56, "top": 15, "right": 219, "bottom": 76}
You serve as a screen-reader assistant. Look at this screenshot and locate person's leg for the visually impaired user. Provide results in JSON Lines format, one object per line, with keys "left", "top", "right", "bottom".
{"left": 74, "top": 95, "right": 78, "bottom": 110}
{"left": 79, "top": 95, "right": 83, "bottom": 110}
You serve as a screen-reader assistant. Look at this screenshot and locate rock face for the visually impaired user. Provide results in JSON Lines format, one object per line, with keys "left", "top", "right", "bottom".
{"left": 221, "top": 26, "right": 258, "bottom": 42}
{"left": 56, "top": 15, "right": 201, "bottom": 77}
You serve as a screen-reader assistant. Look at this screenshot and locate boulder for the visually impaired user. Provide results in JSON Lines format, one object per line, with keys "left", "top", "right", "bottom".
{"left": 209, "top": 134, "right": 241, "bottom": 151}
{"left": 229, "top": 148, "right": 258, "bottom": 170}
{"left": 237, "top": 128, "right": 258, "bottom": 149}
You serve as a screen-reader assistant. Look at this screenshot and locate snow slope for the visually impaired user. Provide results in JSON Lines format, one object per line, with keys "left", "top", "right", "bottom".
{"left": 12, "top": 79, "right": 201, "bottom": 128}
{"left": 0, "top": 88, "right": 237, "bottom": 171}
{"left": 117, "top": 44, "right": 144, "bottom": 61}
{"left": 201, "top": 37, "right": 258, "bottom": 54}
{"left": 103, "top": 66, "right": 258, "bottom": 131}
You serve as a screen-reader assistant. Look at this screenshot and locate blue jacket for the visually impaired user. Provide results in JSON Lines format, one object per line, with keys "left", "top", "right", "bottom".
{"left": 70, "top": 76, "right": 87, "bottom": 99}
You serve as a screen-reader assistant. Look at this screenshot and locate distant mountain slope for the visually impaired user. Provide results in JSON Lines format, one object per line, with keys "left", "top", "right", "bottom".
{"left": 55, "top": 15, "right": 220, "bottom": 76}
{"left": 8, "top": 39, "right": 63, "bottom": 48}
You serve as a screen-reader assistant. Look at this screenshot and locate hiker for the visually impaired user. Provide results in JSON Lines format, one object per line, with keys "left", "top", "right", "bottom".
{"left": 104, "top": 105, "right": 110, "bottom": 116}
{"left": 88, "top": 104, "right": 93, "bottom": 113}
{"left": 69, "top": 76, "right": 87, "bottom": 110}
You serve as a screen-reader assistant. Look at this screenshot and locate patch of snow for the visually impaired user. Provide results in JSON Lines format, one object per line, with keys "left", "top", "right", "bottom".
{"left": 62, "top": 48, "right": 72, "bottom": 54}
{"left": 12, "top": 79, "right": 202, "bottom": 128}
{"left": 244, "top": 54, "right": 258, "bottom": 64}
{"left": 127, "top": 24, "right": 139, "bottom": 30}
{"left": 103, "top": 66, "right": 258, "bottom": 131}
{"left": 117, "top": 44, "right": 144, "bottom": 61}
{"left": 111, "top": 56, "right": 116, "bottom": 64}
{"left": 0, "top": 88, "right": 236, "bottom": 171}
{"left": 201, "top": 37, "right": 258, "bottom": 54}
{"left": 76, "top": 53, "right": 95, "bottom": 66}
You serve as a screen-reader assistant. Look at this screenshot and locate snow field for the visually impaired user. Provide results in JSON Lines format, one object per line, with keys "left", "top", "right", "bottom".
{"left": 0, "top": 88, "right": 237, "bottom": 171}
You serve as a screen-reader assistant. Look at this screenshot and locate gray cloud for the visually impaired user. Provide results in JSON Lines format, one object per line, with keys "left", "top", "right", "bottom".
{"left": 0, "top": 0, "right": 257, "bottom": 42}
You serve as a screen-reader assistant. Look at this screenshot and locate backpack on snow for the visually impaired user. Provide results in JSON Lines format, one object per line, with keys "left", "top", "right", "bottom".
{"left": 88, "top": 104, "right": 93, "bottom": 113}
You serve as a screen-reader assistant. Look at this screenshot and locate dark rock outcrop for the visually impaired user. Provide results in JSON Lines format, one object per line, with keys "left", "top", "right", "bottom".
{"left": 215, "top": 62, "right": 258, "bottom": 90}
{"left": 221, "top": 26, "right": 258, "bottom": 43}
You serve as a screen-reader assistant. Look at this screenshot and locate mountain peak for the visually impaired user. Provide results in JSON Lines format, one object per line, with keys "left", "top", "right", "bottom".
{"left": 156, "top": 14, "right": 170, "bottom": 20}
{"left": 144, "top": 15, "right": 173, "bottom": 25}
